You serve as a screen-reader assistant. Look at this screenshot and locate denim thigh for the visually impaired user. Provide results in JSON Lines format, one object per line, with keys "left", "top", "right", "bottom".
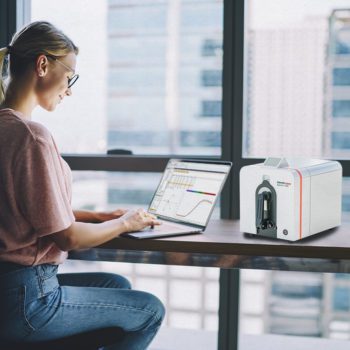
{"left": 0, "top": 264, "right": 165, "bottom": 344}
{"left": 0, "top": 264, "right": 60, "bottom": 341}
{"left": 26, "top": 284, "right": 165, "bottom": 342}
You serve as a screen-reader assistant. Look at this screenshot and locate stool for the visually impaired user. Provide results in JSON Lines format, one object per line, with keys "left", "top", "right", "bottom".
{"left": 2, "top": 327, "right": 125, "bottom": 350}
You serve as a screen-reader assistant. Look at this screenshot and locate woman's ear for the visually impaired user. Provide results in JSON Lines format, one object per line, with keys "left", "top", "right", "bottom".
{"left": 36, "top": 54, "right": 49, "bottom": 77}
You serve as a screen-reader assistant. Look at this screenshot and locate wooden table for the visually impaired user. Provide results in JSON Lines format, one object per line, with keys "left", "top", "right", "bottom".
{"left": 70, "top": 219, "right": 350, "bottom": 272}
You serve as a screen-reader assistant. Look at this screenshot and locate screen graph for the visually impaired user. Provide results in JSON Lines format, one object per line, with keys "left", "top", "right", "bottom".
{"left": 149, "top": 160, "right": 230, "bottom": 226}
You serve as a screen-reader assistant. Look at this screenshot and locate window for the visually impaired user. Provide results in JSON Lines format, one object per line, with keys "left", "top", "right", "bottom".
{"left": 333, "top": 100, "right": 350, "bottom": 118}
{"left": 332, "top": 10, "right": 350, "bottom": 55}
{"left": 7, "top": 0, "right": 350, "bottom": 344}
{"left": 333, "top": 287, "right": 350, "bottom": 311}
{"left": 333, "top": 68, "right": 350, "bottom": 86}
{"left": 202, "top": 39, "right": 222, "bottom": 57}
{"left": 243, "top": 0, "right": 350, "bottom": 159}
{"left": 343, "top": 195, "right": 350, "bottom": 212}
{"left": 30, "top": 0, "right": 224, "bottom": 156}
{"left": 332, "top": 132, "right": 350, "bottom": 150}
{"left": 201, "top": 100, "right": 222, "bottom": 117}
{"left": 239, "top": 1, "right": 350, "bottom": 341}
{"left": 180, "top": 131, "right": 220, "bottom": 147}
{"left": 201, "top": 70, "right": 222, "bottom": 87}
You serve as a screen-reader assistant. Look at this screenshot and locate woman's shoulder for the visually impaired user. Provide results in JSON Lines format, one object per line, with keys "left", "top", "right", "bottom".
{"left": 0, "top": 108, "right": 53, "bottom": 145}
{"left": 25, "top": 119, "right": 53, "bottom": 144}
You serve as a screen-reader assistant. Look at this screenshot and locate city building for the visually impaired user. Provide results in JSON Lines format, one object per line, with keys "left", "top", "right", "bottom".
{"left": 325, "top": 9, "right": 350, "bottom": 158}
{"left": 244, "top": 18, "right": 327, "bottom": 158}
{"left": 107, "top": 0, "right": 222, "bottom": 156}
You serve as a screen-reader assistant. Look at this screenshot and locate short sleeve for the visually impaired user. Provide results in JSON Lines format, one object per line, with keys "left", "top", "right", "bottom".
{"left": 14, "top": 137, "right": 75, "bottom": 237}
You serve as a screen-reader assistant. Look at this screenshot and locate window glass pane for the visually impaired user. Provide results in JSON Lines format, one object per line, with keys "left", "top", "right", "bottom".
{"left": 243, "top": 1, "right": 350, "bottom": 159}
{"left": 332, "top": 132, "right": 350, "bottom": 150}
{"left": 201, "top": 101, "right": 222, "bottom": 117}
{"left": 201, "top": 70, "right": 222, "bottom": 87}
{"left": 30, "top": 0, "right": 223, "bottom": 155}
{"left": 202, "top": 39, "right": 222, "bottom": 57}
{"left": 333, "top": 68, "right": 350, "bottom": 86}
{"left": 333, "top": 287, "right": 350, "bottom": 311}
{"left": 72, "top": 171, "right": 161, "bottom": 210}
{"left": 333, "top": 101, "right": 350, "bottom": 118}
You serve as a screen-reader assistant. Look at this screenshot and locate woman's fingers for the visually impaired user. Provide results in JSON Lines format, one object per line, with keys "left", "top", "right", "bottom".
{"left": 120, "top": 209, "right": 161, "bottom": 232}
{"left": 138, "top": 210, "right": 161, "bottom": 227}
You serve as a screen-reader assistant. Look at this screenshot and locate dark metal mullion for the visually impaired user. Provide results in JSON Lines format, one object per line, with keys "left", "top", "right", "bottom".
{"left": 228, "top": 0, "right": 245, "bottom": 221}
{"left": 337, "top": 160, "right": 350, "bottom": 176}
{"left": 63, "top": 154, "right": 221, "bottom": 172}
{"left": 64, "top": 154, "right": 350, "bottom": 177}
{"left": 218, "top": 269, "right": 240, "bottom": 350}
{"left": 218, "top": 1, "right": 244, "bottom": 350}
{"left": 220, "top": 0, "right": 234, "bottom": 220}
{"left": 0, "top": 0, "right": 17, "bottom": 47}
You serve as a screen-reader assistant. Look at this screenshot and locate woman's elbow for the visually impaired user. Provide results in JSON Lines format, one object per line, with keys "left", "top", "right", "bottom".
{"left": 51, "top": 224, "right": 78, "bottom": 251}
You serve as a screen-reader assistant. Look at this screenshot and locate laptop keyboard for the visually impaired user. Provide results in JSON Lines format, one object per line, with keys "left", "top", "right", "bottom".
{"left": 142, "top": 221, "right": 192, "bottom": 233}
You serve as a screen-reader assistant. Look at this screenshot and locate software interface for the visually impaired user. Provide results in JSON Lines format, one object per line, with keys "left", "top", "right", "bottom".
{"left": 149, "top": 160, "right": 231, "bottom": 226}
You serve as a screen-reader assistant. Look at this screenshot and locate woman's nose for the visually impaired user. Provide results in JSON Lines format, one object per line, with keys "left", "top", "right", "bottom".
{"left": 65, "top": 88, "right": 72, "bottom": 96}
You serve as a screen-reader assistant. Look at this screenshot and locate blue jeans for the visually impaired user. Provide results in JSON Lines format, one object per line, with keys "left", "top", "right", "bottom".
{"left": 0, "top": 263, "right": 165, "bottom": 349}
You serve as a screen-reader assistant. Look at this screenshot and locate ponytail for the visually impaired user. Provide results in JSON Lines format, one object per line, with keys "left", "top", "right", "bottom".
{"left": 0, "top": 46, "right": 9, "bottom": 105}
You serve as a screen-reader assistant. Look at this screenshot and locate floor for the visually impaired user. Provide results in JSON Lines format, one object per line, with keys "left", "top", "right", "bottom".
{"left": 149, "top": 328, "right": 350, "bottom": 350}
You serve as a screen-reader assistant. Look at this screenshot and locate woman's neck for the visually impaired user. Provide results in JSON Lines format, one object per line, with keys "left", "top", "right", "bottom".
{"left": 1, "top": 78, "right": 37, "bottom": 119}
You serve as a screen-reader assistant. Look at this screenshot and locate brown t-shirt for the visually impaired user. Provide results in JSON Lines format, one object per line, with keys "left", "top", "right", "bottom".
{"left": 0, "top": 108, "right": 75, "bottom": 265}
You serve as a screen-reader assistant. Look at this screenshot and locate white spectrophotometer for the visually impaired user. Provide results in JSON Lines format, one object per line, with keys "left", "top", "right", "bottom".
{"left": 240, "top": 158, "right": 342, "bottom": 241}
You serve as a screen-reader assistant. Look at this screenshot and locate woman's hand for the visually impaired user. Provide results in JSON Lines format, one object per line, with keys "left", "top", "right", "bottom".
{"left": 119, "top": 209, "right": 161, "bottom": 233}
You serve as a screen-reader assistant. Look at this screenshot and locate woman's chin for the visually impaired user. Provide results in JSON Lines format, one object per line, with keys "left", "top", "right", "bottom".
{"left": 40, "top": 103, "right": 57, "bottom": 112}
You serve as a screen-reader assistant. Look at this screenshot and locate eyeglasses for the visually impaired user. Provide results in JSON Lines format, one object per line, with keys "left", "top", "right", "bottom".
{"left": 46, "top": 55, "right": 79, "bottom": 89}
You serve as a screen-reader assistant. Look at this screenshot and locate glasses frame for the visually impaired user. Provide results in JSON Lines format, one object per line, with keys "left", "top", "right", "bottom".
{"left": 46, "top": 55, "right": 79, "bottom": 88}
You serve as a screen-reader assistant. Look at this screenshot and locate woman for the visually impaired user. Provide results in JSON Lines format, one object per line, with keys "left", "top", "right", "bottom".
{"left": 0, "top": 21, "right": 165, "bottom": 349}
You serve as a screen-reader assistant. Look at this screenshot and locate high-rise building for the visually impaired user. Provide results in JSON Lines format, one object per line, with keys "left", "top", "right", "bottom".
{"left": 106, "top": 0, "right": 223, "bottom": 156}
{"left": 245, "top": 19, "right": 327, "bottom": 158}
{"left": 324, "top": 9, "right": 350, "bottom": 158}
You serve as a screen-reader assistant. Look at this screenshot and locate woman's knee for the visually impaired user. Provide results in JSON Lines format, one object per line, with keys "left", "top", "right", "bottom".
{"left": 105, "top": 273, "right": 131, "bottom": 289}
{"left": 143, "top": 292, "right": 166, "bottom": 324}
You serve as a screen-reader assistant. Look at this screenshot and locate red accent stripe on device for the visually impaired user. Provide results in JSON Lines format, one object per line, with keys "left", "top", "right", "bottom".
{"left": 294, "top": 169, "right": 303, "bottom": 240}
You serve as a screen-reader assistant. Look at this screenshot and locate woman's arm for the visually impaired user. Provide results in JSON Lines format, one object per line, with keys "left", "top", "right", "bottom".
{"left": 52, "top": 209, "right": 159, "bottom": 251}
{"left": 73, "top": 209, "right": 127, "bottom": 223}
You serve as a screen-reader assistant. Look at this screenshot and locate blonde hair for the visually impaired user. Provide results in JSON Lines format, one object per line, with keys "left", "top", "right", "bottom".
{"left": 0, "top": 47, "right": 9, "bottom": 104}
{"left": 0, "top": 21, "right": 79, "bottom": 104}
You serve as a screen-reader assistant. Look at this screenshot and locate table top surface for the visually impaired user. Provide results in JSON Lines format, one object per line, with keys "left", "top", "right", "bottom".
{"left": 97, "top": 219, "right": 350, "bottom": 260}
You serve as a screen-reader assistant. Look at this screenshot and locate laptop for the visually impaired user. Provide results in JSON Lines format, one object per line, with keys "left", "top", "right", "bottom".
{"left": 122, "top": 159, "right": 232, "bottom": 239}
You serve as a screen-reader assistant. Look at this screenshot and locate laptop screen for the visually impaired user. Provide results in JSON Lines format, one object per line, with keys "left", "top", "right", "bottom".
{"left": 148, "top": 159, "right": 231, "bottom": 227}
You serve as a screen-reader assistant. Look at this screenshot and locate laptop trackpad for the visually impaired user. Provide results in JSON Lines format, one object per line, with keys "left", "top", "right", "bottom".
{"left": 122, "top": 222, "right": 200, "bottom": 239}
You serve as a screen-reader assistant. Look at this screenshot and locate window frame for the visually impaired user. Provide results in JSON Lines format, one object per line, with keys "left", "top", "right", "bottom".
{"left": 5, "top": 1, "right": 350, "bottom": 349}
